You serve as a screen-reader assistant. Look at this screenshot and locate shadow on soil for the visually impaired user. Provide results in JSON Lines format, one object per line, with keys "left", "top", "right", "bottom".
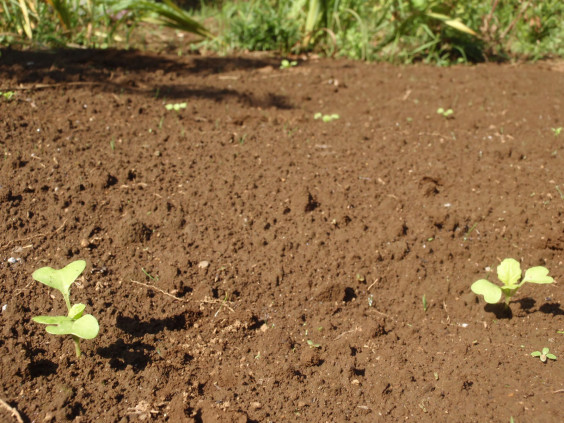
{"left": 485, "top": 298, "right": 564, "bottom": 319}
{"left": 116, "top": 312, "right": 198, "bottom": 337}
{"left": 0, "top": 49, "right": 293, "bottom": 109}
{"left": 97, "top": 339, "right": 154, "bottom": 371}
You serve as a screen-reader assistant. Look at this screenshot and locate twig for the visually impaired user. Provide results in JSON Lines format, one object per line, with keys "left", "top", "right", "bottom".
{"left": 553, "top": 389, "right": 564, "bottom": 394}
{"left": 0, "top": 220, "right": 67, "bottom": 251}
{"left": 0, "top": 398, "right": 24, "bottom": 423}
{"left": 130, "top": 280, "right": 190, "bottom": 302}
{"left": 367, "top": 278, "right": 379, "bottom": 291}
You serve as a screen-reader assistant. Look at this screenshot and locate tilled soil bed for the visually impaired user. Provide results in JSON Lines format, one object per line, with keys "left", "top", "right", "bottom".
{"left": 0, "top": 49, "right": 563, "bottom": 422}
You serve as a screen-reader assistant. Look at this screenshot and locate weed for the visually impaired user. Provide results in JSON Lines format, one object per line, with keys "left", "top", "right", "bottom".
{"left": 307, "top": 340, "right": 321, "bottom": 348}
{"left": 32, "top": 260, "right": 99, "bottom": 358}
{"left": 0, "top": 91, "right": 15, "bottom": 101}
{"left": 552, "top": 127, "right": 563, "bottom": 136}
{"left": 437, "top": 107, "right": 454, "bottom": 118}
{"left": 531, "top": 347, "right": 557, "bottom": 363}
{"left": 280, "top": 59, "right": 297, "bottom": 69}
{"left": 314, "top": 112, "right": 340, "bottom": 122}
{"left": 165, "top": 102, "right": 187, "bottom": 111}
{"left": 422, "top": 294, "right": 428, "bottom": 312}
{"left": 471, "top": 258, "right": 554, "bottom": 308}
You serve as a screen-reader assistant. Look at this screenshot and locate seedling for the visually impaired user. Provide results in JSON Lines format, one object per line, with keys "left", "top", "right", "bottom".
{"left": 32, "top": 260, "right": 99, "bottom": 358}
{"left": 280, "top": 59, "right": 297, "bottom": 69}
{"left": 422, "top": 294, "right": 428, "bottom": 312}
{"left": 314, "top": 112, "right": 340, "bottom": 122}
{"left": 436, "top": 107, "right": 454, "bottom": 118}
{"left": 551, "top": 127, "right": 562, "bottom": 136}
{"left": 471, "top": 258, "right": 554, "bottom": 308}
{"left": 307, "top": 340, "right": 321, "bottom": 348}
{"left": 0, "top": 91, "right": 15, "bottom": 101}
{"left": 531, "top": 347, "right": 557, "bottom": 362}
{"left": 165, "top": 102, "right": 187, "bottom": 111}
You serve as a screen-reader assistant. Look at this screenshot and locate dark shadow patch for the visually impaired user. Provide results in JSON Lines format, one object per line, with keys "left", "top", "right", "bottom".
{"left": 343, "top": 287, "right": 356, "bottom": 302}
{"left": 28, "top": 359, "right": 58, "bottom": 378}
{"left": 539, "top": 302, "right": 564, "bottom": 316}
{"left": 484, "top": 303, "right": 513, "bottom": 319}
{"left": 0, "top": 49, "right": 293, "bottom": 109}
{"left": 514, "top": 297, "right": 536, "bottom": 312}
{"left": 116, "top": 312, "right": 197, "bottom": 337}
{"left": 97, "top": 339, "right": 154, "bottom": 371}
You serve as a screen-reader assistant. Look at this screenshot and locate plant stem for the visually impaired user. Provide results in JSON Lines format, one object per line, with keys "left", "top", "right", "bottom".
{"left": 73, "top": 336, "right": 82, "bottom": 358}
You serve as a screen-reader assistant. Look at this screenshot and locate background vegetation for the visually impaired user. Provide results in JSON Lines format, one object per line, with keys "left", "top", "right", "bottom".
{"left": 1, "top": 0, "right": 563, "bottom": 64}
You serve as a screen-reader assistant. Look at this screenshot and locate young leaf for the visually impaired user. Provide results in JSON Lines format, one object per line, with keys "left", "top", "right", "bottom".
{"left": 43, "top": 315, "right": 99, "bottom": 339}
{"left": 522, "top": 266, "right": 554, "bottom": 284}
{"left": 33, "top": 315, "right": 72, "bottom": 325}
{"left": 471, "top": 279, "right": 502, "bottom": 304}
{"left": 68, "top": 303, "right": 86, "bottom": 319}
{"left": 497, "top": 259, "right": 521, "bottom": 287}
{"left": 32, "top": 260, "right": 86, "bottom": 297}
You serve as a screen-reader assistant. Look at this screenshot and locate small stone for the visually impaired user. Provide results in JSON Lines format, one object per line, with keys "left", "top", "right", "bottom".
{"left": 198, "top": 260, "right": 210, "bottom": 269}
{"left": 250, "top": 401, "right": 262, "bottom": 409}
{"left": 80, "top": 239, "right": 89, "bottom": 247}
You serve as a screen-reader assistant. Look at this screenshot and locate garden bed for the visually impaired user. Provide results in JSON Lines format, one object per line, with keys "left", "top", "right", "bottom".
{"left": 0, "top": 49, "right": 563, "bottom": 422}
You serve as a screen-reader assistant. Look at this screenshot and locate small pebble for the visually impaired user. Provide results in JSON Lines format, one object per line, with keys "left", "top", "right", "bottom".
{"left": 198, "top": 260, "right": 210, "bottom": 269}
{"left": 8, "top": 257, "right": 18, "bottom": 264}
{"left": 250, "top": 401, "right": 262, "bottom": 409}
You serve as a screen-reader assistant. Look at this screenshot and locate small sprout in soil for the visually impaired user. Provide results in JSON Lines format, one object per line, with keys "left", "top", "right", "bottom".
{"left": 280, "top": 59, "right": 297, "bottom": 69}
{"left": 307, "top": 340, "right": 321, "bottom": 348}
{"left": 551, "top": 127, "right": 562, "bottom": 136}
{"left": 165, "top": 102, "right": 187, "bottom": 111}
{"left": 356, "top": 273, "right": 365, "bottom": 282}
{"left": 437, "top": 107, "right": 454, "bottom": 118}
{"left": 422, "top": 294, "right": 428, "bottom": 312}
{"left": 314, "top": 112, "right": 340, "bottom": 122}
{"left": 1, "top": 91, "right": 15, "bottom": 101}
{"left": 32, "top": 260, "right": 99, "bottom": 358}
{"left": 434, "top": 372, "right": 439, "bottom": 380}
{"left": 367, "top": 294, "right": 374, "bottom": 307}
{"left": 555, "top": 185, "right": 564, "bottom": 200}
{"left": 531, "top": 347, "right": 557, "bottom": 363}
{"left": 471, "top": 258, "right": 554, "bottom": 308}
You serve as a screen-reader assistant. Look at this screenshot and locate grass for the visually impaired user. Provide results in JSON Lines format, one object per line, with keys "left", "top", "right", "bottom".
{"left": 1, "top": 1, "right": 563, "bottom": 64}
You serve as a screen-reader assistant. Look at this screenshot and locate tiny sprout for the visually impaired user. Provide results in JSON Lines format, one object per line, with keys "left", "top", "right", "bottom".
{"left": 32, "top": 260, "right": 99, "bottom": 358}
{"left": 437, "top": 107, "right": 454, "bottom": 118}
{"left": 471, "top": 258, "right": 554, "bottom": 308}
{"left": 280, "top": 59, "right": 297, "bottom": 69}
{"left": 551, "top": 127, "right": 562, "bottom": 136}
{"left": 531, "top": 347, "right": 557, "bottom": 363}
{"left": 1, "top": 91, "right": 15, "bottom": 101}
{"left": 165, "top": 102, "right": 187, "bottom": 111}
{"left": 307, "top": 340, "right": 321, "bottom": 348}
{"left": 314, "top": 113, "right": 340, "bottom": 122}
{"left": 422, "top": 294, "right": 428, "bottom": 312}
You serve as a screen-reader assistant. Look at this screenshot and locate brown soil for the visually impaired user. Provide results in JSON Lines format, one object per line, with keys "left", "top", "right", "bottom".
{"left": 1, "top": 48, "right": 563, "bottom": 423}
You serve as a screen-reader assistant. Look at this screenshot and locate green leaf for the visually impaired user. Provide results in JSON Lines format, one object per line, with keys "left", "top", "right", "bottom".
{"left": 531, "top": 351, "right": 541, "bottom": 357}
{"left": 68, "top": 303, "right": 86, "bottom": 319}
{"left": 542, "top": 347, "right": 550, "bottom": 355}
{"left": 43, "top": 314, "right": 99, "bottom": 339}
{"left": 33, "top": 315, "right": 72, "bottom": 325}
{"left": 546, "top": 354, "right": 557, "bottom": 360}
{"left": 497, "top": 259, "right": 521, "bottom": 287}
{"left": 471, "top": 279, "right": 502, "bottom": 304}
{"left": 32, "top": 260, "right": 86, "bottom": 297}
{"left": 522, "top": 266, "right": 554, "bottom": 284}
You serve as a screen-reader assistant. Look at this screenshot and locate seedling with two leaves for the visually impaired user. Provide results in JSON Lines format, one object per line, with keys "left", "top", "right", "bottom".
{"left": 531, "top": 347, "right": 557, "bottom": 363}
{"left": 471, "top": 258, "right": 554, "bottom": 308}
{"left": 32, "top": 260, "right": 99, "bottom": 358}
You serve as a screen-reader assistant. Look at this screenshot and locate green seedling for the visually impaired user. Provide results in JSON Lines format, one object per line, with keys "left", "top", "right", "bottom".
{"left": 422, "top": 294, "right": 428, "bottom": 312}
{"left": 314, "top": 112, "right": 340, "bottom": 122}
{"left": 32, "top": 260, "right": 99, "bottom": 358}
{"left": 307, "top": 340, "right": 321, "bottom": 348}
{"left": 471, "top": 258, "right": 554, "bottom": 308}
{"left": 551, "top": 127, "right": 562, "bottom": 136}
{"left": 531, "top": 347, "right": 557, "bottom": 363}
{"left": 436, "top": 107, "right": 454, "bottom": 118}
{"left": 165, "top": 102, "right": 187, "bottom": 111}
{"left": 280, "top": 59, "right": 297, "bottom": 69}
{"left": 0, "top": 91, "right": 15, "bottom": 101}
